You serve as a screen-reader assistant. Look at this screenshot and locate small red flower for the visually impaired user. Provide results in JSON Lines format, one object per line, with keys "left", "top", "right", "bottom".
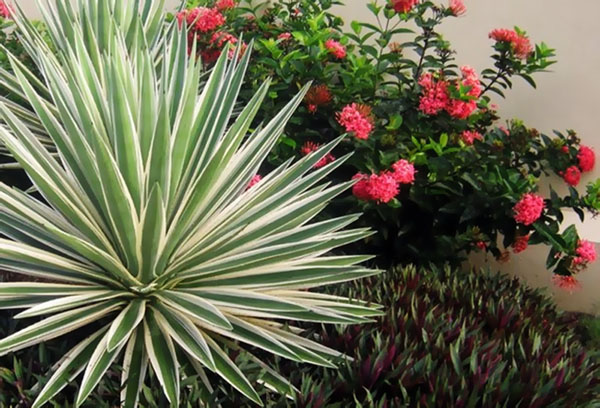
{"left": 215, "top": 0, "right": 236, "bottom": 11}
{"left": 552, "top": 275, "right": 581, "bottom": 292}
{"left": 489, "top": 28, "right": 533, "bottom": 59}
{"left": 177, "top": 7, "right": 226, "bottom": 33}
{"left": 300, "top": 141, "right": 335, "bottom": 169}
{"left": 304, "top": 84, "right": 332, "bottom": 113}
{"left": 0, "top": 0, "right": 11, "bottom": 19}
{"left": 390, "top": 0, "right": 419, "bottom": 13}
{"left": 573, "top": 240, "right": 597, "bottom": 266}
{"left": 461, "top": 130, "right": 483, "bottom": 145}
{"left": 513, "top": 193, "right": 545, "bottom": 226}
{"left": 352, "top": 173, "right": 371, "bottom": 201}
{"left": 577, "top": 145, "right": 595, "bottom": 172}
{"left": 366, "top": 172, "right": 400, "bottom": 204}
{"left": 246, "top": 174, "right": 262, "bottom": 190}
{"left": 562, "top": 165, "right": 581, "bottom": 186}
{"left": 391, "top": 159, "right": 416, "bottom": 184}
{"left": 476, "top": 241, "right": 487, "bottom": 251}
{"left": 336, "top": 103, "right": 374, "bottom": 140}
{"left": 448, "top": 0, "right": 466, "bottom": 16}
{"left": 324, "top": 39, "right": 346, "bottom": 59}
{"left": 278, "top": 32, "right": 292, "bottom": 41}
{"left": 512, "top": 234, "right": 530, "bottom": 254}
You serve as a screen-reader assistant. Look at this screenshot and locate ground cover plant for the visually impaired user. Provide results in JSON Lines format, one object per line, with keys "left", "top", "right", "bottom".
{"left": 254, "top": 266, "right": 600, "bottom": 407}
{"left": 0, "top": 1, "right": 380, "bottom": 406}
{"left": 175, "top": 0, "right": 600, "bottom": 286}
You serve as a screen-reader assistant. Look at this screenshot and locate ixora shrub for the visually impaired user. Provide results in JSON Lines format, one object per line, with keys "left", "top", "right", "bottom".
{"left": 253, "top": 266, "right": 600, "bottom": 407}
{"left": 176, "top": 0, "right": 600, "bottom": 284}
{"left": 0, "top": 1, "right": 380, "bottom": 406}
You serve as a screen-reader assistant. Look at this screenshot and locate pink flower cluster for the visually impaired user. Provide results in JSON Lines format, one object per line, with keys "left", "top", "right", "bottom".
{"left": 512, "top": 234, "right": 530, "bottom": 254}
{"left": 300, "top": 141, "right": 336, "bottom": 168}
{"left": 574, "top": 240, "right": 597, "bottom": 266}
{"left": 418, "top": 73, "right": 449, "bottom": 115}
{"left": 336, "top": 103, "right": 374, "bottom": 140}
{"left": 278, "top": 32, "right": 292, "bottom": 41}
{"left": 353, "top": 160, "right": 416, "bottom": 204}
{"left": 461, "top": 130, "right": 483, "bottom": 145}
{"left": 559, "top": 145, "right": 594, "bottom": 187}
{"left": 513, "top": 193, "right": 545, "bottom": 226}
{"left": 577, "top": 145, "right": 595, "bottom": 172}
{"left": 201, "top": 31, "right": 244, "bottom": 63}
{"left": 418, "top": 66, "right": 481, "bottom": 119}
{"left": 246, "top": 174, "right": 262, "bottom": 190}
{"left": 215, "top": 0, "right": 236, "bottom": 11}
{"left": 177, "top": 7, "right": 225, "bottom": 33}
{"left": 489, "top": 28, "right": 533, "bottom": 59}
{"left": 448, "top": 0, "right": 466, "bottom": 16}
{"left": 325, "top": 39, "right": 347, "bottom": 59}
{"left": 390, "top": 0, "right": 419, "bottom": 13}
{"left": 0, "top": 0, "right": 11, "bottom": 19}
{"left": 391, "top": 159, "right": 416, "bottom": 184}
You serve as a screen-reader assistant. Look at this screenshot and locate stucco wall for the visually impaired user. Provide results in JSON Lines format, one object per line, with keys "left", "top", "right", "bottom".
{"left": 17, "top": 0, "right": 600, "bottom": 313}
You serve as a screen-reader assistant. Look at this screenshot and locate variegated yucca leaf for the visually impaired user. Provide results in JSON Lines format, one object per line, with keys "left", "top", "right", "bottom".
{"left": 0, "top": 0, "right": 168, "bottom": 159}
{"left": 0, "top": 0, "right": 381, "bottom": 406}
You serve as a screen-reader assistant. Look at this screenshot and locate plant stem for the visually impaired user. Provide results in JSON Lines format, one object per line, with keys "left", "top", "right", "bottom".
{"left": 480, "top": 69, "right": 505, "bottom": 98}
{"left": 414, "top": 29, "right": 432, "bottom": 82}
{"left": 373, "top": 17, "right": 391, "bottom": 98}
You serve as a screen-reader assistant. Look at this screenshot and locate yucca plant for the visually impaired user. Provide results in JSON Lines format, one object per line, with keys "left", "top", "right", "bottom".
{"left": 0, "top": 0, "right": 168, "bottom": 159}
{"left": 0, "top": 1, "right": 380, "bottom": 406}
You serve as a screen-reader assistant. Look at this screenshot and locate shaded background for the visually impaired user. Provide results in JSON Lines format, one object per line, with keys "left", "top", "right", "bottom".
{"left": 16, "top": 0, "right": 600, "bottom": 313}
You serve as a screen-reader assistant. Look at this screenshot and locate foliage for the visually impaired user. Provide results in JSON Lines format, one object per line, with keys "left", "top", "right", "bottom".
{"left": 175, "top": 0, "right": 600, "bottom": 281}
{"left": 0, "top": 1, "right": 379, "bottom": 406}
{"left": 580, "top": 315, "right": 600, "bottom": 351}
{"left": 255, "top": 266, "right": 600, "bottom": 407}
{"left": 4, "top": 266, "right": 599, "bottom": 407}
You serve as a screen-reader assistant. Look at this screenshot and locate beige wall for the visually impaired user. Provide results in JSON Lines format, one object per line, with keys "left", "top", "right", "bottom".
{"left": 18, "top": 1, "right": 600, "bottom": 313}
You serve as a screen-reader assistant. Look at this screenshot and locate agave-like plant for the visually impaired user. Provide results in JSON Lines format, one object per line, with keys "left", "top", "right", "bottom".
{"left": 0, "top": 0, "right": 380, "bottom": 406}
{"left": 0, "top": 0, "right": 168, "bottom": 158}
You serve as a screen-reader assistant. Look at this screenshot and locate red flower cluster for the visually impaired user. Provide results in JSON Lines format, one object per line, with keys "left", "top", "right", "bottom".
{"left": 246, "top": 174, "right": 262, "bottom": 190}
{"left": 324, "top": 39, "right": 346, "bottom": 59}
{"left": 391, "top": 159, "right": 416, "bottom": 184}
{"left": 562, "top": 165, "right": 582, "bottom": 187}
{"left": 577, "top": 145, "right": 595, "bottom": 172}
{"left": 352, "top": 160, "right": 415, "bottom": 203}
{"left": 512, "top": 234, "right": 530, "bottom": 254}
{"left": 336, "top": 103, "right": 374, "bottom": 140}
{"left": 559, "top": 145, "right": 594, "bottom": 187}
{"left": 489, "top": 28, "right": 533, "bottom": 59}
{"left": 390, "top": 0, "right": 419, "bottom": 13}
{"left": 353, "top": 173, "right": 398, "bottom": 204}
{"left": 177, "top": 7, "right": 225, "bottom": 33}
{"left": 278, "top": 32, "right": 292, "bottom": 41}
{"left": 215, "top": 0, "right": 236, "bottom": 11}
{"left": 552, "top": 275, "right": 581, "bottom": 292}
{"left": 573, "top": 240, "right": 597, "bottom": 266}
{"left": 201, "top": 31, "right": 244, "bottom": 63}
{"left": 461, "top": 130, "right": 483, "bottom": 145}
{"left": 448, "top": 0, "right": 466, "bottom": 16}
{"left": 304, "top": 84, "right": 332, "bottom": 113}
{"left": 513, "top": 193, "right": 545, "bottom": 226}
{"left": 300, "top": 141, "right": 336, "bottom": 168}
{"left": 0, "top": 0, "right": 11, "bottom": 19}
{"left": 418, "top": 66, "right": 481, "bottom": 119}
